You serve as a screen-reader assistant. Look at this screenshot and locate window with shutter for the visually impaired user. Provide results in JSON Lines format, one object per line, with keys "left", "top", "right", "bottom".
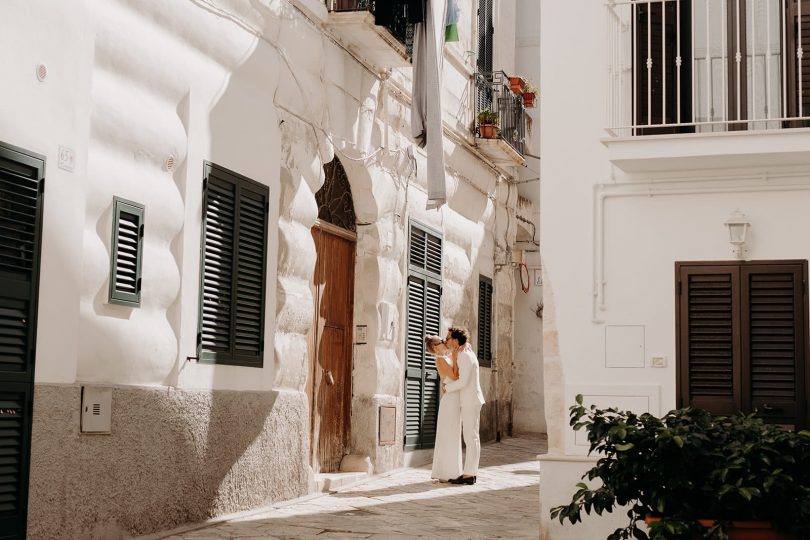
{"left": 405, "top": 222, "right": 442, "bottom": 449}
{"left": 198, "top": 163, "right": 269, "bottom": 368}
{"left": 109, "top": 197, "right": 144, "bottom": 307}
{"left": 476, "top": 0, "right": 495, "bottom": 112}
{"left": 0, "top": 141, "right": 45, "bottom": 540}
{"left": 478, "top": 276, "right": 493, "bottom": 368}
{"left": 677, "top": 261, "right": 808, "bottom": 429}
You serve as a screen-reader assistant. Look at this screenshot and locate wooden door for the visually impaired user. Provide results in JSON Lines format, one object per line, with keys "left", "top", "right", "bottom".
{"left": 676, "top": 261, "right": 809, "bottom": 429}
{"left": 0, "top": 143, "right": 45, "bottom": 540}
{"left": 309, "top": 222, "right": 355, "bottom": 473}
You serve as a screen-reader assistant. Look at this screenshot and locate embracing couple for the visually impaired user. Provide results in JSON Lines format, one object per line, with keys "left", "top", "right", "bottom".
{"left": 424, "top": 327, "right": 485, "bottom": 485}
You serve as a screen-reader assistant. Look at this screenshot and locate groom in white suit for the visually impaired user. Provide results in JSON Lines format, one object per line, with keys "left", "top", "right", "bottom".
{"left": 442, "top": 327, "right": 485, "bottom": 485}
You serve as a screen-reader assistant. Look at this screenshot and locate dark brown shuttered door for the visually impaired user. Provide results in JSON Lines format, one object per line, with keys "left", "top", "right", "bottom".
{"left": 741, "top": 265, "right": 806, "bottom": 427}
{"left": 405, "top": 224, "right": 442, "bottom": 449}
{"left": 198, "top": 163, "right": 268, "bottom": 367}
{"left": 634, "top": 0, "right": 693, "bottom": 134}
{"left": 0, "top": 142, "right": 45, "bottom": 540}
{"left": 678, "top": 266, "right": 742, "bottom": 415}
{"left": 677, "top": 262, "right": 808, "bottom": 428}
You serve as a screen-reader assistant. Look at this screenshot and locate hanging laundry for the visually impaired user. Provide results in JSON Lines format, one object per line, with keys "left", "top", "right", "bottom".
{"left": 411, "top": 0, "right": 448, "bottom": 209}
{"left": 445, "top": 0, "right": 459, "bottom": 42}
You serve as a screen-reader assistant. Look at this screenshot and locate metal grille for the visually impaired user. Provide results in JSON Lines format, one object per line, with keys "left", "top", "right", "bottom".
{"left": 316, "top": 158, "right": 356, "bottom": 233}
{"left": 474, "top": 71, "right": 527, "bottom": 155}
{"left": 328, "top": 0, "right": 414, "bottom": 57}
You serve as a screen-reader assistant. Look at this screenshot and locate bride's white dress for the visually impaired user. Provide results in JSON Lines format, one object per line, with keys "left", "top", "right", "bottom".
{"left": 431, "top": 356, "right": 462, "bottom": 481}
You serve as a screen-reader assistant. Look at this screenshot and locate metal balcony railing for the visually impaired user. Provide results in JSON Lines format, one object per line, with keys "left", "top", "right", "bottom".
{"left": 606, "top": 0, "right": 810, "bottom": 137}
{"left": 326, "top": 0, "right": 414, "bottom": 57}
{"left": 474, "top": 71, "right": 527, "bottom": 156}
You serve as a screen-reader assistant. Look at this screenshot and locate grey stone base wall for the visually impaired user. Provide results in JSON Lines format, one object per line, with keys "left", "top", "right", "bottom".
{"left": 479, "top": 400, "right": 512, "bottom": 443}
{"left": 27, "top": 384, "right": 311, "bottom": 539}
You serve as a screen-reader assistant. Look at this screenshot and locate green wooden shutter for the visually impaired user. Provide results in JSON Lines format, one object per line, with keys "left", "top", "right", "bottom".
{"left": 199, "top": 163, "right": 268, "bottom": 367}
{"left": 109, "top": 197, "right": 144, "bottom": 307}
{"left": 478, "top": 276, "right": 493, "bottom": 368}
{"left": 0, "top": 142, "right": 45, "bottom": 540}
{"left": 404, "top": 222, "right": 441, "bottom": 449}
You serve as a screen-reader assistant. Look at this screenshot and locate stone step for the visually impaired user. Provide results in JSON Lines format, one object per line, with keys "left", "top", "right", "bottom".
{"left": 314, "top": 471, "right": 370, "bottom": 493}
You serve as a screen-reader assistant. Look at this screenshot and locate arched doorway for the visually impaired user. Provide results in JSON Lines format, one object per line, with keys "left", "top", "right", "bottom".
{"left": 308, "top": 157, "right": 357, "bottom": 473}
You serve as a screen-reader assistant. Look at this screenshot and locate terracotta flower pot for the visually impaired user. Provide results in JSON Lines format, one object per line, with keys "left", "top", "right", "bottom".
{"left": 509, "top": 76, "right": 525, "bottom": 94}
{"left": 645, "top": 516, "right": 797, "bottom": 540}
{"left": 522, "top": 92, "right": 536, "bottom": 108}
{"left": 479, "top": 124, "right": 498, "bottom": 139}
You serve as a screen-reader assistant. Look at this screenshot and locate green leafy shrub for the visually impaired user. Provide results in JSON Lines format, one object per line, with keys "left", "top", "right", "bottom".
{"left": 550, "top": 395, "right": 810, "bottom": 539}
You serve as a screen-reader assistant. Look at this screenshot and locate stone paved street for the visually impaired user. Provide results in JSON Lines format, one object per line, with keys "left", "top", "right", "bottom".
{"left": 153, "top": 435, "right": 545, "bottom": 540}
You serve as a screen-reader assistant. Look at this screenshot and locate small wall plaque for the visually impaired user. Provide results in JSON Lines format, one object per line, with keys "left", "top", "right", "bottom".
{"left": 378, "top": 405, "right": 396, "bottom": 445}
{"left": 355, "top": 324, "right": 367, "bottom": 345}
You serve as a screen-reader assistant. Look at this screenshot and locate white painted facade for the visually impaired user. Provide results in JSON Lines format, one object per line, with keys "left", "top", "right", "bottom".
{"left": 539, "top": 2, "right": 810, "bottom": 538}
{"left": 0, "top": 0, "right": 543, "bottom": 537}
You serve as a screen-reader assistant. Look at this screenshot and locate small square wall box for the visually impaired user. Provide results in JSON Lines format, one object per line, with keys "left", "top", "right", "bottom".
{"left": 355, "top": 325, "right": 368, "bottom": 345}
{"left": 81, "top": 386, "right": 112, "bottom": 434}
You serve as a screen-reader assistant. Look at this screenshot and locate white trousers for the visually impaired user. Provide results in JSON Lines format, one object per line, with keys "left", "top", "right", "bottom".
{"left": 461, "top": 402, "right": 483, "bottom": 476}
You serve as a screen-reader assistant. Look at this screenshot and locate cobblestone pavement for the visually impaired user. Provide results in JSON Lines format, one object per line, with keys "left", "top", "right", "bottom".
{"left": 157, "top": 435, "right": 546, "bottom": 540}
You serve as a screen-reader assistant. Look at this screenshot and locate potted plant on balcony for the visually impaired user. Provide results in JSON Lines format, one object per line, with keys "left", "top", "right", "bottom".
{"left": 550, "top": 396, "right": 810, "bottom": 540}
{"left": 508, "top": 75, "right": 526, "bottom": 94}
{"left": 477, "top": 109, "right": 499, "bottom": 139}
{"left": 522, "top": 81, "right": 538, "bottom": 108}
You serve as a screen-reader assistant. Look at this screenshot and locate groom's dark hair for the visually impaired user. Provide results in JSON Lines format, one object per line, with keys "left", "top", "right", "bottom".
{"left": 448, "top": 327, "right": 468, "bottom": 345}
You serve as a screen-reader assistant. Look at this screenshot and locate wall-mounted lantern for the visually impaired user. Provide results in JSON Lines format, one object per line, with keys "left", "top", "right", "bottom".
{"left": 724, "top": 209, "right": 751, "bottom": 260}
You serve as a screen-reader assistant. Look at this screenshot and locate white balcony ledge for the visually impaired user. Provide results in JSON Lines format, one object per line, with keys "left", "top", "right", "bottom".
{"left": 474, "top": 138, "right": 526, "bottom": 169}
{"left": 324, "top": 10, "right": 410, "bottom": 71}
{"left": 602, "top": 128, "right": 810, "bottom": 174}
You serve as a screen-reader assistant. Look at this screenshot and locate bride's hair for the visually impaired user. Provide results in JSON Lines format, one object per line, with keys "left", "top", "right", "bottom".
{"left": 424, "top": 335, "right": 443, "bottom": 355}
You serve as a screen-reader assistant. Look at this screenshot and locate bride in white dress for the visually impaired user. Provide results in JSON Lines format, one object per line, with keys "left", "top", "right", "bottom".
{"left": 424, "top": 335, "right": 462, "bottom": 482}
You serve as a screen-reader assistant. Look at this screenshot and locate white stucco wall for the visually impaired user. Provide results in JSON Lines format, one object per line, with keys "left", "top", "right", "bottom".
{"left": 2, "top": 0, "right": 535, "bottom": 534}
{"left": 540, "top": 1, "right": 810, "bottom": 538}
{"left": 513, "top": 0, "right": 544, "bottom": 435}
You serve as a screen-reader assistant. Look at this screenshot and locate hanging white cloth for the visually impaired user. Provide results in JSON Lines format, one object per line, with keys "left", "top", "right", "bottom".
{"left": 411, "top": 0, "right": 447, "bottom": 209}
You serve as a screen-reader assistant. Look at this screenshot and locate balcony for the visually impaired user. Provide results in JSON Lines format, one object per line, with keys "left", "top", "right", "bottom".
{"left": 474, "top": 71, "right": 527, "bottom": 168}
{"left": 324, "top": 1, "right": 412, "bottom": 70}
{"left": 604, "top": 0, "right": 810, "bottom": 172}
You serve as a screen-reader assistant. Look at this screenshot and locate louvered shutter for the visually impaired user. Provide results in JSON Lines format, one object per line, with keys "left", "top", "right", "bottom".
{"left": 0, "top": 142, "right": 44, "bottom": 540}
{"left": 199, "top": 163, "right": 268, "bottom": 367}
{"left": 109, "top": 198, "right": 144, "bottom": 307}
{"left": 478, "top": 276, "right": 493, "bottom": 368}
{"left": 0, "top": 384, "right": 32, "bottom": 538}
{"left": 741, "top": 265, "right": 806, "bottom": 428}
{"left": 476, "top": 0, "right": 495, "bottom": 112}
{"left": 678, "top": 266, "right": 742, "bottom": 415}
{"left": 405, "top": 223, "right": 442, "bottom": 449}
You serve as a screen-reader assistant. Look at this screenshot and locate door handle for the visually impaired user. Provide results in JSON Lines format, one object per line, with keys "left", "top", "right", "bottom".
{"left": 325, "top": 370, "right": 335, "bottom": 386}
{"left": 762, "top": 403, "right": 782, "bottom": 413}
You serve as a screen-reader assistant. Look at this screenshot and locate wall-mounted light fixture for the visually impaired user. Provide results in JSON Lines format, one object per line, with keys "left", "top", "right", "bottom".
{"left": 724, "top": 209, "right": 751, "bottom": 260}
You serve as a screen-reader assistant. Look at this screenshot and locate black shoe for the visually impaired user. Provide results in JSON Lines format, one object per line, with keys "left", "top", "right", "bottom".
{"left": 450, "top": 475, "right": 476, "bottom": 485}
